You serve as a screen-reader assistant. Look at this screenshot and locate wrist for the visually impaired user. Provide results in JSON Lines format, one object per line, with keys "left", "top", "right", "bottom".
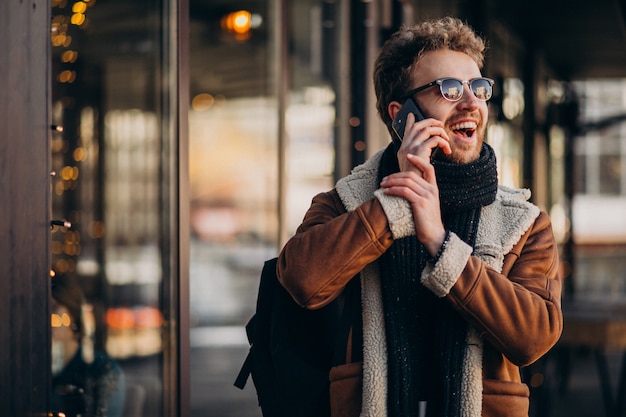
{"left": 427, "top": 230, "right": 450, "bottom": 265}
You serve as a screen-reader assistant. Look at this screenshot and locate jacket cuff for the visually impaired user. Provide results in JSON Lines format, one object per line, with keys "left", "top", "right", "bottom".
{"left": 373, "top": 188, "right": 415, "bottom": 239}
{"left": 421, "top": 232, "right": 472, "bottom": 297}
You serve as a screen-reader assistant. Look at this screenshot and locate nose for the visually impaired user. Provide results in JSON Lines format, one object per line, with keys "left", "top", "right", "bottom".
{"left": 457, "top": 83, "right": 480, "bottom": 111}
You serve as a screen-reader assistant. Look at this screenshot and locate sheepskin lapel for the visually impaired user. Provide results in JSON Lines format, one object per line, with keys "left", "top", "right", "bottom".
{"left": 335, "top": 149, "right": 384, "bottom": 212}
{"left": 334, "top": 150, "right": 540, "bottom": 417}
{"left": 475, "top": 186, "right": 541, "bottom": 271}
{"left": 360, "top": 261, "right": 388, "bottom": 417}
{"left": 336, "top": 149, "right": 388, "bottom": 417}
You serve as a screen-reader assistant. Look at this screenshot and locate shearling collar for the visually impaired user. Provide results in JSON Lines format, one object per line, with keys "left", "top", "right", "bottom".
{"left": 335, "top": 147, "right": 540, "bottom": 270}
{"left": 335, "top": 147, "right": 540, "bottom": 417}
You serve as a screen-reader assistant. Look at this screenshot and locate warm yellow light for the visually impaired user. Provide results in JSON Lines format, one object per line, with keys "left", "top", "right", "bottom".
{"left": 134, "top": 307, "right": 164, "bottom": 328}
{"left": 71, "top": 13, "right": 86, "bottom": 26}
{"left": 51, "top": 313, "right": 62, "bottom": 327}
{"left": 51, "top": 313, "right": 73, "bottom": 327}
{"left": 52, "top": 34, "right": 67, "bottom": 47}
{"left": 106, "top": 308, "right": 136, "bottom": 329}
{"left": 73, "top": 147, "right": 86, "bottom": 161}
{"left": 55, "top": 181, "right": 65, "bottom": 196}
{"left": 61, "top": 50, "right": 78, "bottom": 63}
{"left": 232, "top": 11, "right": 251, "bottom": 33}
{"left": 72, "top": 1, "right": 87, "bottom": 13}
{"left": 63, "top": 35, "right": 73, "bottom": 48}
{"left": 64, "top": 241, "right": 79, "bottom": 256}
{"left": 61, "top": 166, "right": 74, "bottom": 180}
{"left": 191, "top": 93, "right": 215, "bottom": 111}
{"left": 222, "top": 10, "right": 251, "bottom": 35}
{"left": 58, "top": 70, "right": 76, "bottom": 83}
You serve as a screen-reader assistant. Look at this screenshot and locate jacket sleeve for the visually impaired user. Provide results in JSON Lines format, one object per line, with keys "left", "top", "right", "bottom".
{"left": 277, "top": 190, "right": 394, "bottom": 309}
{"left": 422, "top": 211, "right": 563, "bottom": 366}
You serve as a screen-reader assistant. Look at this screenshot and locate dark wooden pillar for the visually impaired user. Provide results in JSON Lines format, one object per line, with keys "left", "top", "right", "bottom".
{"left": 0, "top": 0, "right": 51, "bottom": 415}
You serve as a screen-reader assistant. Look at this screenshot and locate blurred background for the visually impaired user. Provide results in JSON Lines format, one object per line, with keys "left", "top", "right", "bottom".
{"left": 3, "top": 0, "right": 626, "bottom": 416}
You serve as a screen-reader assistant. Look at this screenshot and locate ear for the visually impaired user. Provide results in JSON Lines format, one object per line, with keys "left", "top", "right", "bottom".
{"left": 387, "top": 100, "right": 402, "bottom": 121}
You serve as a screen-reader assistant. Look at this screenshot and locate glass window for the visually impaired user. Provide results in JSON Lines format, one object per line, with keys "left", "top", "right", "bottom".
{"left": 574, "top": 148, "right": 587, "bottom": 194}
{"left": 188, "top": 1, "right": 335, "bottom": 415}
{"left": 573, "top": 79, "right": 626, "bottom": 197}
{"left": 570, "top": 79, "right": 626, "bottom": 297}
{"left": 599, "top": 153, "right": 622, "bottom": 194}
{"left": 487, "top": 121, "right": 523, "bottom": 188}
{"left": 188, "top": 2, "right": 278, "bottom": 415}
{"left": 284, "top": 0, "right": 336, "bottom": 237}
{"left": 50, "top": 0, "right": 180, "bottom": 416}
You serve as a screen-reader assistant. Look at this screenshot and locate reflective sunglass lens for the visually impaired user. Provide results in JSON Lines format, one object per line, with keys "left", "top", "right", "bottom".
{"left": 441, "top": 79, "right": 463, "bottom": 101}
{"left": 439, "top": 78, "right": 492, "bottom": 101}
{"left": 471, "top": 79, "right": 492, "bottom": 100}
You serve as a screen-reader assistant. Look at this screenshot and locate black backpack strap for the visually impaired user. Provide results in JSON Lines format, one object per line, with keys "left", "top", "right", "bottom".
{"left": 235, "top": 256, "right": 358, "bottom": 417}
{"left": 233, "top": 258, "right": 277, "bottom": 390}
{"left": 234, "top": 349, "right": 253, "bottom": 389}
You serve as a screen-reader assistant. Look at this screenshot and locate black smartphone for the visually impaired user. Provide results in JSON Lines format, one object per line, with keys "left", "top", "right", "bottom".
{"left": 392, "top": 97, "right": 426, "bottom": 142}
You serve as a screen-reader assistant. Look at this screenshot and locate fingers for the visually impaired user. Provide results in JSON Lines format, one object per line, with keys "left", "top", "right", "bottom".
{"left": 380, "top": 169, "right": 436, "bottom": 199}
{"left": 400, "top": 113, "right": 451, "bottom": 163}
{"left": 406, "top": 153, "right": 436, "bottom": 183}
{"left": 391, "top": 151, "right": 437, "bottom": 185}
{"left": 380, "top": 160, "right": 445, "bottom": 248}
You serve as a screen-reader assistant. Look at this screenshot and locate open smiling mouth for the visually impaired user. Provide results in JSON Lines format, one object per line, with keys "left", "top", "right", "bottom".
{"left": 450, "top": 121, "right": 477, "bottom": 138}
{"left": 456, "top": 128, "right": 475, "bottom": 137}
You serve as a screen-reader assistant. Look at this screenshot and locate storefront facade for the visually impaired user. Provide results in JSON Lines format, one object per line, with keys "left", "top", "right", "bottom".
{"left": 1, "top": 0, "right": 189, "bottom": 415}
{"left": 2, "top": 0, "right": 626, "bottom": 416}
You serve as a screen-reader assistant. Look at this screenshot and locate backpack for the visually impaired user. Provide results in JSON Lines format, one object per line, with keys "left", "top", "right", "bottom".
{"left": 234, "top": 257, "right": 357, "bottom": 417}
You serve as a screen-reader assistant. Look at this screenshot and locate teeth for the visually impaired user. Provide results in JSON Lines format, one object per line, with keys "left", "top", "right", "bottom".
{"left": 450, "top": 121, "right": 477, "bottom": 131}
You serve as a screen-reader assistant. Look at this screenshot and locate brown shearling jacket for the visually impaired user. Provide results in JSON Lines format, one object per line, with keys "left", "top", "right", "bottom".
{"left": 277, "top": 149, "right": 562, "bottom": 417}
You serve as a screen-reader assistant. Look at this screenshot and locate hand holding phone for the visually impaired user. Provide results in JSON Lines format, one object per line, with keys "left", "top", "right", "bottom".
{"left": 392, "top": 98, "right": 445, "bottom": 160}
{"left": 392, "top": 98, "right": 425, "bottom": 142}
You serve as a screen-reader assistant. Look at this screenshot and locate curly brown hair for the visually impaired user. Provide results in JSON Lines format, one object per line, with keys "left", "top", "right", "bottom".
{"left": 373, "top": 17, "right": 487, "bottom": 135}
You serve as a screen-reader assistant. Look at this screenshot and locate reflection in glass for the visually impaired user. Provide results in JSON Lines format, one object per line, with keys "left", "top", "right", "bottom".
{"left": 50, "top": 0, "right": 176, "bottom": 416}
{"left": 189, "top": 0, "right": 335, "bottom": 415}
{"left": 51, "top": 274, "right": 126, "bottom": 417}
{"left": 599, "top": 154, "right": 622, "bottom": 194}
{"left": 487, "top": 122, "right": 522, "bottom": 188}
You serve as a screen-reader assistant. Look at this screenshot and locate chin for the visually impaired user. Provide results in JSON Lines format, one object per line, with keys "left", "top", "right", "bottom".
{"left": 444, "top": 143, "right": 482, "bottom": 164}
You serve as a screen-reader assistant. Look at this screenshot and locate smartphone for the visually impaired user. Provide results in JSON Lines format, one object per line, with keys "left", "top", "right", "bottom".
{"left": 392, "top": 97, "right": 426, "bottom": 142}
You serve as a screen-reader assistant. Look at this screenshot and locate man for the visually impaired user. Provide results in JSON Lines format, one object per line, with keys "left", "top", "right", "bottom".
{"left": 277, "top": 17, "right": 562, "bottom": 417}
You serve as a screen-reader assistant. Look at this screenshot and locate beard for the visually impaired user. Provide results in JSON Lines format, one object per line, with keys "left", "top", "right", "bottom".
{"left": 438, "top": 123, "right": 486, "bottom": 164}
{"left": 445, "top": 139, "right": 483, "bottom": 164}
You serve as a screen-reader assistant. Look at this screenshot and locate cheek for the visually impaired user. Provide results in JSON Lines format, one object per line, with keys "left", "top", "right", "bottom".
{"left": 479, "top": 104, "right": 489, "bottom": 121}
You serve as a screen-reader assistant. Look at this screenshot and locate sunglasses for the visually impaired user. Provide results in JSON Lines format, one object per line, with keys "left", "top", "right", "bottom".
{"left": 403, "top": 77, "right": 495, "bottom": 102}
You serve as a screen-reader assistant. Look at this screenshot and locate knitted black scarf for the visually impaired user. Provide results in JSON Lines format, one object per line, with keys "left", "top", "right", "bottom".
{"left": 377, "top": 142, "right": 498, "bottom": 417}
